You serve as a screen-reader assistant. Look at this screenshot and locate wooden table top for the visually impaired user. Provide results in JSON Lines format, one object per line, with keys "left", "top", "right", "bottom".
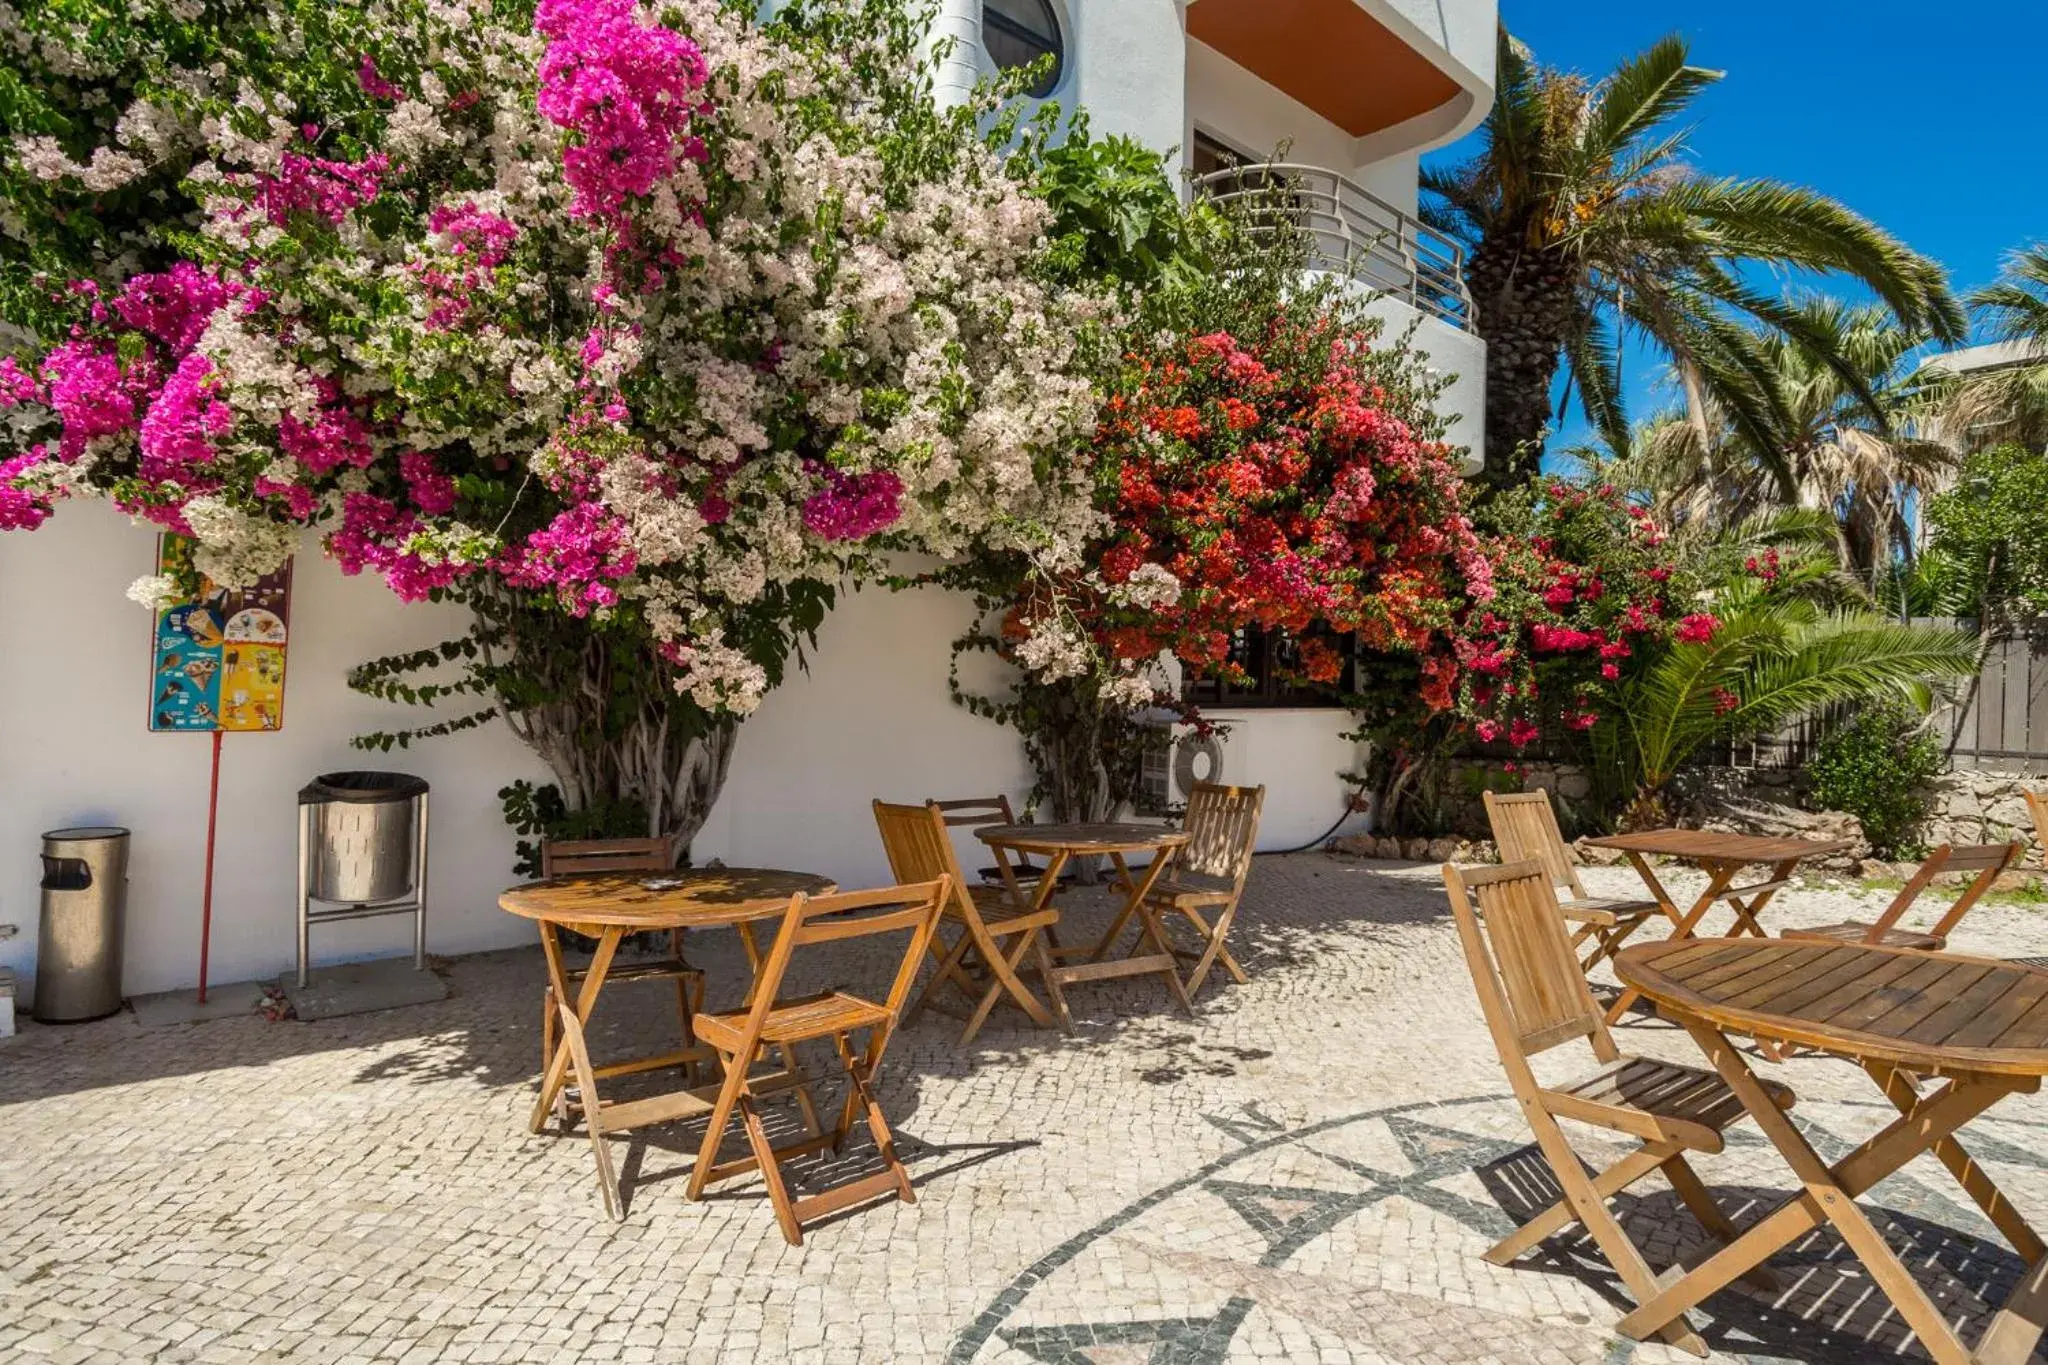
{"left": 1583, "top": 828, "right": 1856, "bottom": 863}
{"left": 498, "top": 867, "right": 836, "bottom": 929}
{"left": 976, "top": 822, "right": 1190, "bottom": 856}
{"left": 1617, "top": 938, "right": 2048, "bottom": 1078}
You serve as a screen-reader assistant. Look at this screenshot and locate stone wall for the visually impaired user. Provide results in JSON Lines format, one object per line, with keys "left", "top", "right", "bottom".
{"left": 1918, "top": 771, "right": 2045, "bottom": 853}
{"left": 1348, "top": 756, "right": 2046, "bottom": 874}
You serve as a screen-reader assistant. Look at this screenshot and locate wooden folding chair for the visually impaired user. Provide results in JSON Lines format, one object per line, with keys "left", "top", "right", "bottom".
{"left": 684, "top": 879, "right": 949, "bottom": 1245}
{"left": 1443, "top": 860, "right": 1796, "bottom": 1358}
{"left": 1100, "top": 782, "right": 1264, "bottom": 998}
{"left": 1483, "top": 789, "right": 1658, "bottom": 973}
{"left": 931, "top": 795, "right": 1069, "bottom": 890}
{"left": 873, "top": 801, "right": 1063, "bottom": 1045}
{"left": 538, "top": 836, "right": 706, "bottom": 1091}
{"left": 1782, "top": 841, "right": 2026, "bottom": 951}
{"left": 2028, "top": 790, "right": 2048, "bottom": 865}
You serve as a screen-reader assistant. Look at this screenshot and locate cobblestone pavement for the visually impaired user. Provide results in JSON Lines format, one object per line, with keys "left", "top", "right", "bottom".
{"left": 5, "top": 853, "right": 2048, "bottom": 1364}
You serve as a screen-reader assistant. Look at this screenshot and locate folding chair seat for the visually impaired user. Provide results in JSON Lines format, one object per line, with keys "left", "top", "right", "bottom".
{"left": 537, "top": 836, "right": 705, "bottom": 1094}
{"left": 686, "top": 879, "right": 949, "bottom": 1245}
{"left": 1783, "top": 841, "right": 2024, "bottom": 953}
{"left": 874, "top": 801, "right": 1063, "bottom": 1044}
{"left": 1443, "top": 860, "right": 1796, "bottom": 1358}
{"left": 1484, "top": 790, "right": 1658, "bottom": 972}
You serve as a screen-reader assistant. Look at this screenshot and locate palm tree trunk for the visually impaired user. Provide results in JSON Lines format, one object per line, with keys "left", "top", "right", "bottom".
{"left": 1469, "top": 236, "right": 1579, "bottom": 488}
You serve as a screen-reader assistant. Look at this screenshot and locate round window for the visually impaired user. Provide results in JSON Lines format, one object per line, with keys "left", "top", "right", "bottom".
{"left": 982, "top": 0, "right": 1064, "bottom": 98}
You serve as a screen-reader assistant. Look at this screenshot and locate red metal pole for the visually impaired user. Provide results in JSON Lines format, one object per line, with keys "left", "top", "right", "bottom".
{"left": 198, "top": 728, "right": 224, "bottom": 1004}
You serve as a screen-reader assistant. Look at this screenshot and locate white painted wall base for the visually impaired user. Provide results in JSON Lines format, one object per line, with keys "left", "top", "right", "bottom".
{"left": 2, "top": 510, "right": 1368, "bottom": 998}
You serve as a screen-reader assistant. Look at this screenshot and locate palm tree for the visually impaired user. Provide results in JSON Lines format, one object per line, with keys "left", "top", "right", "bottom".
{"left": 1936, "top": 244, "right": 2048, "bottom": 452}
{"left": 1591, "top": 578, "right": 1980, "bottom": 827}
{"left": 1424, "top": 30, "right": 1965, "bottom": 487}
{"left": 1580, "top": 299, "right": 1958, "bottom": 577}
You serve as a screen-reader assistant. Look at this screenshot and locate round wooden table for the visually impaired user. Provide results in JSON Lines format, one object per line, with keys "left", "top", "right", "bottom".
{"left": 977, "top": 823, "right": 1193, "bottom": 1028}
{"left": 501, "top": 866, "right": 835, "bottom": 1133}
{"left": 1615, "top": 938, "right": 2048, "bottom": 1363}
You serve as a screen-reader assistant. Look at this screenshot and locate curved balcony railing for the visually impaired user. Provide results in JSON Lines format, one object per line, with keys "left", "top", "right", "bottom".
{"left": 1192, "top": 163, "right": 1474, "bottom": 332}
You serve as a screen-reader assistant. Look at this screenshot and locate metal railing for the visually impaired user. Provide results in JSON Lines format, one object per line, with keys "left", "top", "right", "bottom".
{"left": 1192, "top": 163, "right": 1474, "bottom": 331}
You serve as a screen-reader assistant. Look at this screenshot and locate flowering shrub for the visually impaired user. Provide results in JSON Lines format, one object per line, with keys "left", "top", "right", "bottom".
{"left": 1443, "top": 478, "right": 1693, "bottom": 750}
{"left": 1, "top": 0, "right": 1113, "bottom": 841}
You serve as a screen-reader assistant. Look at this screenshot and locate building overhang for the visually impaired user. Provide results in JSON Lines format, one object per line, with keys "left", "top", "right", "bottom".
{"left": 1183, "top": 0, "right": 1492, "bottom": 158}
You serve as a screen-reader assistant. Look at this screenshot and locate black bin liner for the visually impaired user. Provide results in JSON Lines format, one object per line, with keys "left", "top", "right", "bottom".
{"left": 299, "top": 771, "right": 431, "bottom": 805}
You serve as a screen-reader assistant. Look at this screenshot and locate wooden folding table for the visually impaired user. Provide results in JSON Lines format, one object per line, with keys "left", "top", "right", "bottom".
{"left": 1616, "top": 938, "right": 2048, "bottom": 1365}
{"left": 1583, "top": 829, "right": 1854, "bottom": 1022}
{"left": 978, "top": 822, "right": 1192, "bottom": 1030}
{"left": 499, "top": 866, "right": 835, "bottom": 1134}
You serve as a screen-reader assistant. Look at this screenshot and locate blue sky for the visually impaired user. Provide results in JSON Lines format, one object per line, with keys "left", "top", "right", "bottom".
{"left": 1423, "top": 0, "right": 2048, "bottom": 450}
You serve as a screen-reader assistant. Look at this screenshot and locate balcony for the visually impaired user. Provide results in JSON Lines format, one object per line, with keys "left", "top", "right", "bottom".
{"left": 1191, "top": 163, "right": 1474, "bottom": 331}
{"left": 1183, "top": 0, "right": 1495, "bottom": 156}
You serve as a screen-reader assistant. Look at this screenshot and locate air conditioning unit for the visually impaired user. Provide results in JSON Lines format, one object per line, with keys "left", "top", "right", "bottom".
{"left": 1135, "top": 714, "right": 1245, "bottom": 815}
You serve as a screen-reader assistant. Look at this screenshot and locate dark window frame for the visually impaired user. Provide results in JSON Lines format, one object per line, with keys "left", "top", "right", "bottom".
{"left": 1181, "top": 625, "right": 1355, "bottom": 710}
{"left": 982, "top": 0, "right": 1065, "bottom": 98}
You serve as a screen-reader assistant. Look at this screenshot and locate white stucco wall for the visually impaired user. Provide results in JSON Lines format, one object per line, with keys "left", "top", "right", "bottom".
{"left": 0, "top": 502, "right": 552, "bottom": 999}
{"left": 0, "top": 512, "right": 1368, "bottom": 999}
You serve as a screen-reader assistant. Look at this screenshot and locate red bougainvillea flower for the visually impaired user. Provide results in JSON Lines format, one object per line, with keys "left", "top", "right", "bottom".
{"left": 1675, "top": 613, "right": 1722, "bottom": 644}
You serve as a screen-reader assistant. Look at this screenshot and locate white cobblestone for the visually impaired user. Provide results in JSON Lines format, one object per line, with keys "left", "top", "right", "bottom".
{"left": 2, "top": 854, "right": 2046, "bottom": 1362}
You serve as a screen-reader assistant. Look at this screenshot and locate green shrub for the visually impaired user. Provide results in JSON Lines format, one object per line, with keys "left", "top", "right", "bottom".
{"left": 1809, "top": 701, "right": 1944, "bottom": 857}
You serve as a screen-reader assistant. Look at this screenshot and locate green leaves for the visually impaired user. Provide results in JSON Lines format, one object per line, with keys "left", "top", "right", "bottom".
{"left": 1606, "top": 601, "right": 1979, "bottom": 802}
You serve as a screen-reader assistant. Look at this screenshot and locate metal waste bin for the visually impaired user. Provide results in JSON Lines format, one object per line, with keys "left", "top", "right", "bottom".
{"left": 33, "top": 826, "right": 129, "bottom": 1022}
{"left": 296, "top": 772, "right": 430, "bottom": 987}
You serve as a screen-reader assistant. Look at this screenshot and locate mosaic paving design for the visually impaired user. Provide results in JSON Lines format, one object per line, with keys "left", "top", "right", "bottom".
{"left": 961, "top": 1094, "right": 2048, "bottom": 1365}
{"left": 5, "top": 855, "right": 2048, "bottom": 1363}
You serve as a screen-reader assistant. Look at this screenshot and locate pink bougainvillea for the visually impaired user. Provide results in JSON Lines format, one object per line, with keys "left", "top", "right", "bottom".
{"left": 535, "top": 0, "right": 709, "bottom": 221}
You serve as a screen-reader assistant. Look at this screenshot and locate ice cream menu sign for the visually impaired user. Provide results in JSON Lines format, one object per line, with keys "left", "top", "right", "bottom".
{"left": 147, "top": 534, "right": 293, "bottom": 733}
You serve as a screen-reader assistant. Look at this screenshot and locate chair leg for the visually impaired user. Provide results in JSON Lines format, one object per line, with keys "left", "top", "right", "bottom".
{"left": 904, "top": 928, "right": 977, "bottom": 1027}
{"left": 960, "top": 926, "right": 1047, "bottom": 1045}
{"left": 553, "top": 1001, "right": 622, "bottom": 1220}
{"left": 1663, "top": 1154, "right": 1779, "bottom": 1292}
{"left": 778, "top": 1041, "right": 824, "bottom": 1139}
{"left": 1526, "top": 1115, "right": 1710, "bottom": 1358}
{"left": 687, "top": 1049, "right": 748, "bottom": 1203}
{"left": 739, "top": 1090, "right": 803, "bottom": 1246}
{"left": 848, "top": 1037, "right": 914, "bottom": 1204}
{"left": 1178, "top": 903, "right": 1246, "bottom": 997}
{"left": 1484, "top": 1144, "right": 1671, "bottom": 1266}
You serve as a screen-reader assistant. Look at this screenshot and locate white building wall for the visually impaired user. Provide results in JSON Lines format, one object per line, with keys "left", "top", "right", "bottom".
{"left": 0, "top": 514, "right": 1366, "bottom": 998}
{"left": 0, "top": 503, "right": 552, "bottom": 999}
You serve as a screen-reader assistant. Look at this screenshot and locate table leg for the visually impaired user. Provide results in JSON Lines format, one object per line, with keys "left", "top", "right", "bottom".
{"left": 1721, "top": 857, "right": 1800, "bottom": 939}
{"left": 1033, "top": 851, "right": 1074, "bottom": 1034}
{"left": 1865, "top": 1061, "right": 2046, "bottom": 1264}
{"left": 1616, "top": 1018, "right": 2019, "bottom": 1359}
{"left": 1112, "top": 848, "right": 1194, "bottom": 1014}
{"left": 1605, "top": 856, "right": 1743, "bottom": 1024}
{"left": 531, "top": 925, "right": 622, "bottom": 1133}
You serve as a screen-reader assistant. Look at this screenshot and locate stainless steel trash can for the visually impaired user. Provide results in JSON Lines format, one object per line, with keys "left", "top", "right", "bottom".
{"left": 296, "top": 773, "right": 430, "bottom": 987}
{"left": 33, "top": 826, "right": 129, "bottom": 1022}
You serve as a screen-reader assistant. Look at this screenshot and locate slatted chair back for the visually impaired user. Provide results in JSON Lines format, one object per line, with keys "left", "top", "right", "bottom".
{"left": 740, "top": 879, "right": 951, "bottom": 1036}
{"left": 1482, "top": 790, "right": 1588, "bottom": 901}
{"left": 540, "top": 835, "right": 676, "bottom": 877}
{"left": 1443, "top": 861, "right": 1617, "bottom": 1076}
{"left": 1179, "top": 783, "right": 1266, "bottom": 889}
{"left": 932, "top": 795, "right": 1019, "bottom": 830}
{"left": 1874, "top": 841, "right": 2027, "bottom": 945}
{"left": 873, "top": 800, "right": 971, "bottom": 908}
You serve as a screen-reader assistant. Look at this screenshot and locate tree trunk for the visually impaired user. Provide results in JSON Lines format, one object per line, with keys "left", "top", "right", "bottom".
{"left": 489, "top": 601, "right": 739, "bottom": 858}
{"left": 1467, "top": 233, "right": 1580, "bottom": 489}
